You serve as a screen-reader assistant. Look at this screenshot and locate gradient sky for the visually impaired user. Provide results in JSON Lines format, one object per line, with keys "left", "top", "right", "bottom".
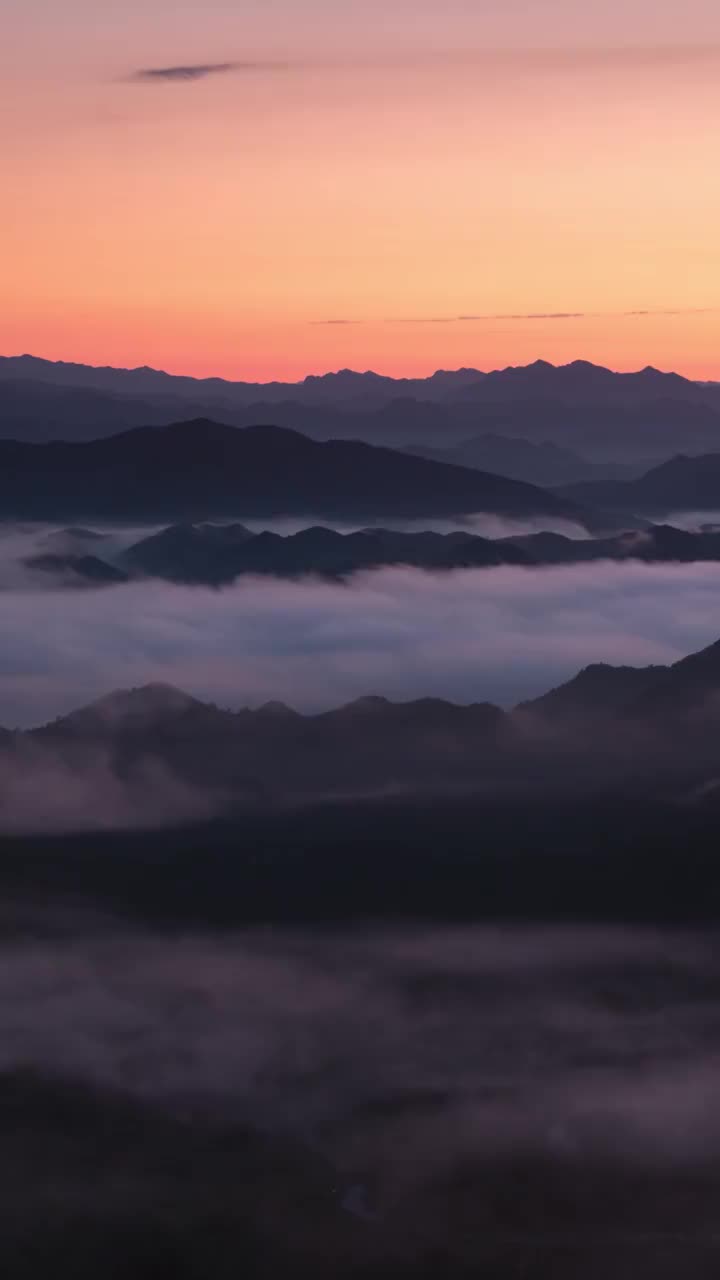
{"left": 2, "top": 0, "right": 719, "bottom": 379}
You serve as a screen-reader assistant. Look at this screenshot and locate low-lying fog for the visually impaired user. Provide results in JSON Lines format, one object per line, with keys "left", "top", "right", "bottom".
{"left": 2, "top": 916, "right": 716, "bottom": 1165}
{"left": 1, "top": 558, "right": 720, "bottom": 726}
{"left": 3, "top": 914, "right": 720, "bottom": 1262}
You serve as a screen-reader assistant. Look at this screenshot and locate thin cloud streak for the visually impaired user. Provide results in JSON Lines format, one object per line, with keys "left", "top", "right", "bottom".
{"left": 462, "top": 313, "right": 586, "bottom": 322}
{"left": 127, "top": 44, "right": 720, "bottom": 87}
{"left": 392, "top": 307, "right": 718, "bottom": 324}
{"left": 624, "top": 308, "right": 716, "bottom": 318}
{"left": 131, "top": 62, "right": 288, "bottom": 83}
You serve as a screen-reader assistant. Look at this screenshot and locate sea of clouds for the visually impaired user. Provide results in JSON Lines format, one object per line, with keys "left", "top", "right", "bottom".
{"left": 1, "top": 558, "right": 720, "bottom": 726}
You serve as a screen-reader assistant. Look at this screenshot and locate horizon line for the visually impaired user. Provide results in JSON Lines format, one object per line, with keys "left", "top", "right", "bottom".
{"left": 3, "top": 351, "right": 716, "bottom": 387}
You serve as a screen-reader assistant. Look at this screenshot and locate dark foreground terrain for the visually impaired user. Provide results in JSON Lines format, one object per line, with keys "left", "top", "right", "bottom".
{"left": 3, "top": 787, "right": 720, "bottom": 1278}
{"left": 4, "top": 634, "right": 720, "bottom": 1277}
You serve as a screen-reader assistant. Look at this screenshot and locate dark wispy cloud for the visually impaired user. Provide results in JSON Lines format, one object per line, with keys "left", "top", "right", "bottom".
{"left": 465, "top": 312, "right": 585, "bottom": 321}
{"left": 127, "top": 43, "right": 720, "bottom": 87}
{"left": 131, "top": 61, "right": 287, "bottom": 84}
{"left": 394, "top": 313, "right": 586, "bottom": 324}
{"left": 309, "top": 319, "right": 362, "bottom": 327}
{"left": 393, "top": 307, "right": 716, "bottom": 324}
{"left": 623, "top": 308, "right": 715, "bottom": 318}
{"left": 393, "top": 317, "right": 457, "bottom": 324}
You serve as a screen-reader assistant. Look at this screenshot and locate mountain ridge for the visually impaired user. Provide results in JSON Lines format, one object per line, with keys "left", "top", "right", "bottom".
{"left": 4, "top": 360, "right": 720, "bottom": 466}
{"left": 19, "top": 519, "right": 720, "bottom": 589}
{"left": 2, "top": 353, "right": 715, "bottom": 405}
{"left": 557, "top": 451, "right": 720, "bottom": 513}
{"left": 5, "top": 636, "right": 720, "bottom": 828}
{"left": 13, "top": 633, "right": 720, "bottom": 734}
{"left": 0, "top": 417, "right": 591, "bottom": 525}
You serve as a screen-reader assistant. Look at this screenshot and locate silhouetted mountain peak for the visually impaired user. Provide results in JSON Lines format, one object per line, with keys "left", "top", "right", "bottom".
{"left": 301, "top": 369, "right": 386, "bottom": 391}
{"left": 129, "top": 418, "right": 309, "bottom": 452}
{"left": 342, "top": 695, "right": 393, "bottom": 713}
{"left": 157, "top": 417, "right": 233, "bottom": 437}
{"left": 255, "top": 700, "right": 300, "bottom": 718}
{"left": 670, "top": 637, "right": 720, "bottom": 677}
{"left": 23, "top": 553, "right": 128, "bottom": 585}
{"left": 132, "top": 522, "right": 253, "bottom": 550}
{"left": 519, "top": 662, "right": 669, "bottom": 720}
{"left": 52, "top": 683, "right": 208, "bottom": 734}
{"left": 522, "top": 634, "right": 720, "bottom": 726}
{"left": 291, "top": 525, "right": 343, "bottom": 546}
{"left": 194, "top": 521, "right": 253, "bottom": 541}
{"left": 94, "top": 682, "right": 200, "bottom": 711}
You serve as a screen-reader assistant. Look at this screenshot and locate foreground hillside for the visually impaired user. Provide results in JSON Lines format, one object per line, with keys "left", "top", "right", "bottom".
{"left": 3, "top": 636, "right": 720, "bottom": 832}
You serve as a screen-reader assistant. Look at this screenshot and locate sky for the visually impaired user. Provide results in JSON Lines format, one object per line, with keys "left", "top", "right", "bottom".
{"left": 2, "top": 0, "right": 719, "bottom": 380}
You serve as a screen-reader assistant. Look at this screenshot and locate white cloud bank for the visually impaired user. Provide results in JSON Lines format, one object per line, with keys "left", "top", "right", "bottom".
{"left": 1, "top": 561, "right": 720, "bottom": 726}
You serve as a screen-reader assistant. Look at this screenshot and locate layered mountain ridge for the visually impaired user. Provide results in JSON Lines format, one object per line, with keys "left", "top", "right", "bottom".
{"left": 0, "top": 417, "right": 591, "bottom": 525}
{"left": 18, "top": 519, "right": 720, "bottom": 588}
{"left": 3, "top": 637, "right": 720, "bottom": 829}
{"left": 3, "top": 357, "right": 720, "bottom": 468}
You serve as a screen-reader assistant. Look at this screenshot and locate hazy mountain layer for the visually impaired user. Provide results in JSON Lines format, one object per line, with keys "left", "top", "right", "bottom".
{"left": 559, "top": 452, "right": 720, "bottom": 514}
{"left": 406, "top": 435, "right": 644, "bottom": 485}
{"left": 4, "top": 359, "right": 720, "bottom": 467}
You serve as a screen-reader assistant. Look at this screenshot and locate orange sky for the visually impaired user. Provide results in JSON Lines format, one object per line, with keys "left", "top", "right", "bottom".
{"left": 2, "top": 1, "right": 719, "bottom": 380}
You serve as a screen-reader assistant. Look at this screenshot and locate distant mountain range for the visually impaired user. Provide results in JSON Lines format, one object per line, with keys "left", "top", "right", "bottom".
{"left": 4, "top": 636, "right": 720, "bottom": 827}
{"left": 20, "top": 520, "right": 720, "bottom": 589}
{"left": 405, "top": 434, "right": 643, "bottom": 485}
{"left": 557, "top": 453, "right": 720, "bottom": 515}
{"left": 3, "top": 353, "right": 718, "bottom": 409}
{"left": 3, "top": 356, "right": 720, "bottom": 467}
{"left": 0, "top": 355, "right": 492, "bottom": 406}
{"left": 0, "top": 418, "right": 591, "bottom": 525}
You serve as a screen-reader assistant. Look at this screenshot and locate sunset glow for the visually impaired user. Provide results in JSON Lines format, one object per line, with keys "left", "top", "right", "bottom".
{"left": 3, "top": 0, "right": 720, "bottom": 379}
